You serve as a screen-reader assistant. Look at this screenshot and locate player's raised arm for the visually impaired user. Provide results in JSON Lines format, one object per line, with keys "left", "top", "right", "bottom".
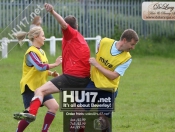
{"left": 44, "top": 3, "right": 68, "bottom": 30}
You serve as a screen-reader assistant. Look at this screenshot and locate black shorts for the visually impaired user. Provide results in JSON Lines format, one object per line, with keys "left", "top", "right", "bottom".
{"left": 22, "top": 85, "right": 54, "bottom": 109}
{"left": 50, "top": 74, "right": 90, "bottom": 90}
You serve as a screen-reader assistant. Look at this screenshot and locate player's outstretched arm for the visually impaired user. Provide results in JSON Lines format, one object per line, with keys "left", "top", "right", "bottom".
{"left": 44, "top": 3, "right": 67, "bottom": 30}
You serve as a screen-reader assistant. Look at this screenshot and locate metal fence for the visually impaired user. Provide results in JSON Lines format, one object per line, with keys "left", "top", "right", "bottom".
{"left": 0, "top": 0, "right": 174, "bottom": 39}
{"left": 0, "top": 35, "right": 101, "bottom": 59}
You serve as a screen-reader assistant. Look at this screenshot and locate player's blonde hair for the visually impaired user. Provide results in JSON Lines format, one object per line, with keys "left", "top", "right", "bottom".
{"left": 13, "top": 26, "right": 43, "bottom": 42}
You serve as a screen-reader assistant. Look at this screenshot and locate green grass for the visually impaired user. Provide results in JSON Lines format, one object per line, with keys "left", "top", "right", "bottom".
{"left": 0, "top": 42, "right": 175, "bottom": 131}
{"left": 116, "top": 56, "right": 175, "bottom": 132}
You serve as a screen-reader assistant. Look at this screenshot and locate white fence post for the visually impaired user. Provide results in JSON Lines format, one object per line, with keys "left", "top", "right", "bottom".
{"left": 50, "top": 36, "right": 56, "bottom": 56}
{"left": 95, "top": 35, "right": 101, "bottom": 53}
{"left": 2, "top": 44, "right": 8, "bottom": 58}
{"left": 1, "top": 38, "right": 10, "bottom": 58}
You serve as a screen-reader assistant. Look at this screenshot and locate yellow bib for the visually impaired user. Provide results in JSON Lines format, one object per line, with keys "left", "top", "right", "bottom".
{"left": 20, "top": 46, "right": 48, "bottom": 94}
{"left": 91, "top": 38, "right": 131, "bottom": 91}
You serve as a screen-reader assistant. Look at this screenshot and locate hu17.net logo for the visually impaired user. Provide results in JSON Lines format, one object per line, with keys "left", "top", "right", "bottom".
{"left": 142, "top": 2, "right": 175, "bottom": 20}
{"left": 60, "top": 88, "right": 114, "bottom": 111}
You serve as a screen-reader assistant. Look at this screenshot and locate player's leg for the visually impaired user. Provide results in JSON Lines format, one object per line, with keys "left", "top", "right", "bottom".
{"left": 13, "top": 74, "right": 69, "bottom": 122}
{"left": 41, "top": 95, "right": 59, "bottom": 132}
{"left": 15, "top": 85, "right": 35, "bottom": 132}
{"left": 29, "top": 80, "right": 59, "bottom": 116}
{"left": 14, "top": 80, "right": 60, "bottom": 122}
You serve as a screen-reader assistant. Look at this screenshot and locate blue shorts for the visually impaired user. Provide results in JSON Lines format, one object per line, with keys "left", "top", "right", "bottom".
{"left": 81, "top": 80, "right": 118, "bottom": 118}
{"left": 22, "top": 85, "right": 54, "bottom": 109}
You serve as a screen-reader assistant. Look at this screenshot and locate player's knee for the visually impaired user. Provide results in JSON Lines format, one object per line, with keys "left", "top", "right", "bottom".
{"left": 54, "top": 103, "right": 59, "bottom": 111}
{"left": 49, "top": 103, "right": 59, "bottom": 113}
{"left": 34, "top": 88, "right": 41, "bottom": 94}
{"left": 31, "top": 96, "right": 43, "bottom": 103}
{"left": 54, "top": 99, "right": 59, "bottom": 110}
{"left": 34, "top": 87, "right": 46, "bottom": 96}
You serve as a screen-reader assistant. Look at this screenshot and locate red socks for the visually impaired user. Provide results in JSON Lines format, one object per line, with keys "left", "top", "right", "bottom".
{"left": 16, "top": 99, "right": 56, "bottom": 132}
{"left": 29, "top": 98, "right": 41, "bottom": 115}
{"left": 16, "top": 112, "right": 56, "bottom": 132}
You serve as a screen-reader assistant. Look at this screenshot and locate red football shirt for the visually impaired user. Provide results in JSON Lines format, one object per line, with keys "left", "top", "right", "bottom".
{"left": 61, "top": 25, "right": 90, "bottom": 77}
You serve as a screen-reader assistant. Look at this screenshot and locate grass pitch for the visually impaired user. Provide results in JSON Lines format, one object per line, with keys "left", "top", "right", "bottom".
{"left": 0, "top": 43, "right": 175, "bottom": 132}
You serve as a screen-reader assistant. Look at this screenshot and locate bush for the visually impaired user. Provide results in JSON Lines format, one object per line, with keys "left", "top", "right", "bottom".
{"left": 111, "top": 24, "right": 175, "bottom": 58}
{"left": 130, "top": 36, "right": 175, "bottom": 58}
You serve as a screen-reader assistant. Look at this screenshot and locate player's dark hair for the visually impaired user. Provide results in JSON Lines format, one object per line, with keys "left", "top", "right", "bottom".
{"left": 120, "top": 29, "right": 139, "bottom": 42}
{"left": 64, "top": 15, "right": 77, "bottom": 29}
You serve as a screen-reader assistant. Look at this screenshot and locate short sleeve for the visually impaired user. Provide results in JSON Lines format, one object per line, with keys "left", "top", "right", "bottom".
{"left": 114, "top": 59, "right": 132, "bottom": 76}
